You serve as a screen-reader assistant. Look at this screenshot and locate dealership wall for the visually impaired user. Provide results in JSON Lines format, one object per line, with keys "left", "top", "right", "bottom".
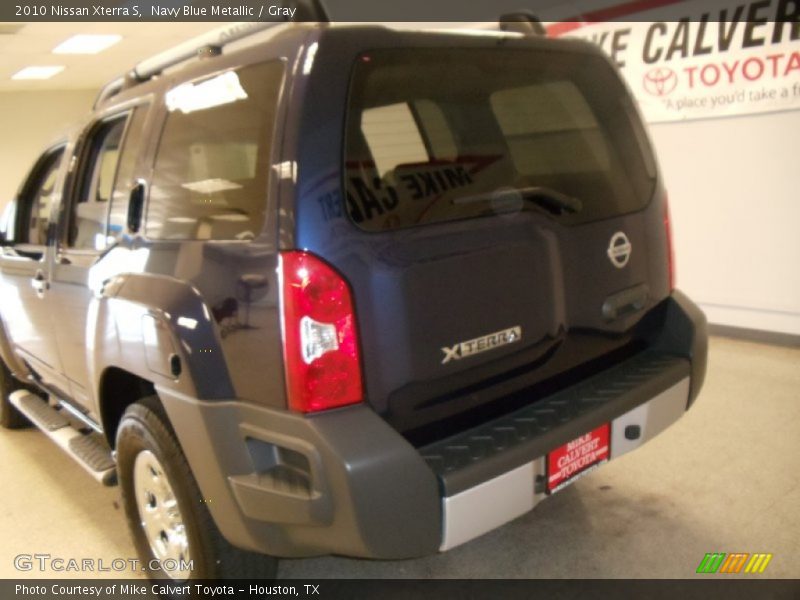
{"left": 650, "top": 110, "right": 800, "bottom": 336}
{"left": 0, "top": 90, "right": 95, "bottom": 206}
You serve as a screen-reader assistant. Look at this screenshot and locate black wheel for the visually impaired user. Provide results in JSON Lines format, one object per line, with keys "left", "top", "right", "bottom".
{"left": 116, "top": 396, "right": 277, "bottom": 582}
{"left": 0, "top": 360, "right": 30, "bottom": 429}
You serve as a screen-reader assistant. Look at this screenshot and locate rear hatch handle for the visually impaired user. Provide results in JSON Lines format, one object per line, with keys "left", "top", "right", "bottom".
{"left": 602, "top": 283, "right": 649, "bottom": 321}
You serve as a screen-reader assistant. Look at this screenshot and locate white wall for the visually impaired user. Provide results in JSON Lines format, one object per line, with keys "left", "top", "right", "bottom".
{"left": 0, "top": 90, "right": 96, "bottom": 208}
{"left": 650, "top": 111, "right": 800, "bottom": 335}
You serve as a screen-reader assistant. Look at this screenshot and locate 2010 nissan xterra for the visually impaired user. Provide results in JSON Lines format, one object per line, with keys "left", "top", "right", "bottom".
{"left": 0, "top": 16, "right": 707, "bottom": 582}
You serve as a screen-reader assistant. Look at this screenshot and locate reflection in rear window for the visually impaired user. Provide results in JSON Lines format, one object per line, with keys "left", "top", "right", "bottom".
{"left": 344, "top": 48, "right": 656, "bottom": 232}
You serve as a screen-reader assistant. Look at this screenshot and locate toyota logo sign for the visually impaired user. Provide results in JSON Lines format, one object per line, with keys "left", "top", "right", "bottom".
{"left": 643, "top": 67, "right": 678, "bottom": 97}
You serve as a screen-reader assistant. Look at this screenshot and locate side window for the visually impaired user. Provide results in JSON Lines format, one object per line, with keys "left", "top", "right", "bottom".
{"left": 147, "top": 60, "right": 284, "bottom": 241}
{"left": 12, "top": 148, "right": 65, "bottom": 246}
{"left": 70, "top": 116, "right": 127, "bottom": 250}
{"left": 108, "top": 105, "right": 149, "bottom": 240}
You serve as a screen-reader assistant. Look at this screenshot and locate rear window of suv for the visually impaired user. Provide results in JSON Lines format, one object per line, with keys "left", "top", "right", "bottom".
{"left": 344, "top": 47, "right": 656, "bottom": 231}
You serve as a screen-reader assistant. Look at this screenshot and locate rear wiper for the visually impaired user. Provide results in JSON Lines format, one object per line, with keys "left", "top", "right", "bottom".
{"left": 519, "top": 186, "right": 583, "bottom": 214}
{"left": 453, "top": 186, "right": 582, "bottom": 215}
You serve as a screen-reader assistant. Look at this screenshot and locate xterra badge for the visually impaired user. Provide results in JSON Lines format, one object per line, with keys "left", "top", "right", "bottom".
{"left": 441, "top": 326, "right": 522, "bottom": 364}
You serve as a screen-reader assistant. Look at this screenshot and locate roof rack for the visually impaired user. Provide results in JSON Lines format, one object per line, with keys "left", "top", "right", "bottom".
{"left": 94, "top": 0, "right": 329, "bottom": 108}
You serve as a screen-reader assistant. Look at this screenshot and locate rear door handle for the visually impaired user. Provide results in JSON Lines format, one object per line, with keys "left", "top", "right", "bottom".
{"left": 127, "top": 180, "right": 146, "bottom": 234}
{"left": 31, "top": 270, "right": 49, "bottom": 296}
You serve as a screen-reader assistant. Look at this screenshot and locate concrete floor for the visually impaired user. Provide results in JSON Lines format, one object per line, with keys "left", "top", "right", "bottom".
{"left": 1, "top": 336, "right": 798, "bottom": 579}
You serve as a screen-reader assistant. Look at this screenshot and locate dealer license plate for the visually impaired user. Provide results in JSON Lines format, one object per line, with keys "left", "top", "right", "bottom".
{"left": 547, "top": 424, "right": 610, "bottom": 494}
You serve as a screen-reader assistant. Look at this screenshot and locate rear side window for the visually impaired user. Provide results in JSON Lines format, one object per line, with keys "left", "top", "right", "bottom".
{"left": 5, "top": 147, "right": 64, "bottom": 246}
{"left": 22, "top": 148, "right": 64, "bottom": 245}
{"left": 344, "top": 48, "right": 656, "bottom": 231}
{"left": 147, "top": 60, "right": 284, "bottom": 240}
{"left": 70, "top": 116, "right": 127, "bottom": 250}
{"left": 108, "top": 104, "right": 149, "bottom": 239}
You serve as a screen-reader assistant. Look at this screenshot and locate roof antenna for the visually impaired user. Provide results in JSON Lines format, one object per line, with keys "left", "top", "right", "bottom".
{"left": 293, "top": 0, "right": 330, "bottom": 21}
{"left": 499, "top": 10, "right": 547, "bottom": 36}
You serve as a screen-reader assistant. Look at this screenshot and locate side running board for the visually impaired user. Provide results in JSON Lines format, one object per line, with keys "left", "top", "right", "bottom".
{"left": 9, "top": 390, "right": 117, "bottom": 486}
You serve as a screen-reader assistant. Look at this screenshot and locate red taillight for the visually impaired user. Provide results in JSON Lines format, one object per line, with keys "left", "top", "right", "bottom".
{"left": 279, "top": 251, "right": 363, "bottom": 413}
{"left": 664, "top": 195, "right": 675, "bottom": 291}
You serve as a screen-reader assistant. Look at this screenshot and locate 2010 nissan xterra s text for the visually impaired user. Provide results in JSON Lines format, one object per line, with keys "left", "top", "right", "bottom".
{"left": 0, "top": 16, "right": 707, "bottom": 583}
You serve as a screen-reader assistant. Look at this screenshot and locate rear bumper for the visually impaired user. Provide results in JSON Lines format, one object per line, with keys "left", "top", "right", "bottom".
{"left": 158, "top": 291, "right": 706, "bottom": 559}
{"left": 438, "top": 373, "right": 689, "bottom": 550}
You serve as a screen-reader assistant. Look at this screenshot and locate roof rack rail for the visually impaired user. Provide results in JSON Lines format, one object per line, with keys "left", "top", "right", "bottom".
{"left": 499, "top": 11, "right": 547, "bottom": 36}
{"left": 93, "top": 0, "right": 329, "bottom": 108}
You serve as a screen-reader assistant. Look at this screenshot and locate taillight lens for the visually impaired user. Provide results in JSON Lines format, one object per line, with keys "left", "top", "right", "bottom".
{"left": 664, "top": 195, "right": 675, "bottom": 290}
{"left": 279, "top": 251, "right": 363, "bottom": 413}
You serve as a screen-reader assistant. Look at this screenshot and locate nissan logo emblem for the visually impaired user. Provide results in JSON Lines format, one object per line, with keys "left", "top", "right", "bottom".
{"left": 607, "top": 232, "right": 632, "bottom": 268}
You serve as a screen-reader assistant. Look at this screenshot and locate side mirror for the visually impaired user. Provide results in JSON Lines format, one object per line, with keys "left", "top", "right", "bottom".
{"left": 11, "top": 243, "right": 45, "bottom": 261}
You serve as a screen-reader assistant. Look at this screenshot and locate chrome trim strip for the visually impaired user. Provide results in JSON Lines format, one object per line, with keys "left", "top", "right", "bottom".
{"left": 440, "top": 461, "right": 544, "bottom": 551}
{"left": 610, "top": 378, "right": 690, "bottom": 459}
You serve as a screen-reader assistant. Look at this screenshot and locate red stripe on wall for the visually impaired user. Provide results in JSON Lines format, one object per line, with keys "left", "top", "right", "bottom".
{"left": 546, "top": 0, "right": 688, "bottom": 37}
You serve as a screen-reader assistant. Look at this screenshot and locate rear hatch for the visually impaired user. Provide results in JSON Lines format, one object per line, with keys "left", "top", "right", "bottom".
{"left": 291, "top": 29, "right": 671, "bottom": 445}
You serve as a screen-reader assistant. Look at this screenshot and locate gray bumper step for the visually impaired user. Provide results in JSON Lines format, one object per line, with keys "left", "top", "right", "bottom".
{"left": 421, "top": 350, "right": 691, "bottom": 496}
{"left": 9, "top": 391, "right": 117, "bottom": 486}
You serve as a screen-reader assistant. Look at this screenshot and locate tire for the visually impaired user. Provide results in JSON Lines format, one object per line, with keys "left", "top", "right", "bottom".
{"left": 0, "top": 360, "right": 30, "bottom": 429}
{"left": 116, "top": 396, "right": 277, "bottom": 583}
